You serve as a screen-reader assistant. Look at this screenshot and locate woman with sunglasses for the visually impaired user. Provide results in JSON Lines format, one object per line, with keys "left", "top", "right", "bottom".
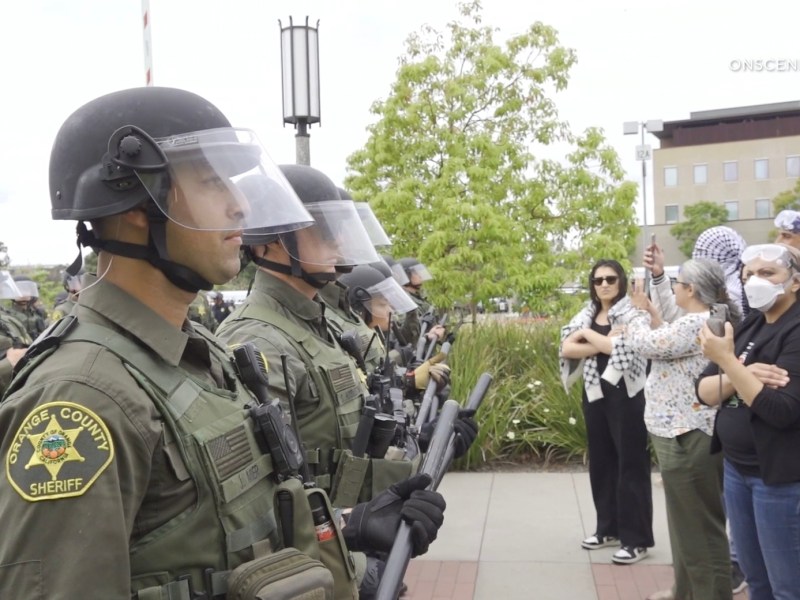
{"left": 560, "top": 259, "right": 654, "bottom": 564}
{"left": 628, "top": 258, "right": 741, "bottom": 600}
{"left": 697, "top": 243, "right": 800, "bottom": 600}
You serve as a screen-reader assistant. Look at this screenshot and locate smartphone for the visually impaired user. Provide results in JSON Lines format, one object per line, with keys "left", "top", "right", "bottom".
{"left": 650, "top": 233, "right": 656, "bottom": 246}
{"left": 707, "top": 303, "right": 730, "bottom": 337}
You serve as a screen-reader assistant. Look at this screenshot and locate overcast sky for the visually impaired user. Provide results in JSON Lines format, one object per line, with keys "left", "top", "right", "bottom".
{"left": 2, "top": 0, "right": 799, "bottom": 265}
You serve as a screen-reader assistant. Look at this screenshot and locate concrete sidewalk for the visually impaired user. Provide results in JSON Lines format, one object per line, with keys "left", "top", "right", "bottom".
{"left": 400, "top": 471, "right": 749, "bottom": 600}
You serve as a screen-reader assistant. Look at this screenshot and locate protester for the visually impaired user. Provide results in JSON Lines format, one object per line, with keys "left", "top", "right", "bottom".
{"left": 697, "top": 242, "right": 800, "bottom": 600}
{"left": 560, "top": 259, "right": 653, "bottom": 565}
{"left": 629, "top": 258, "right": 739, "bottom": 600}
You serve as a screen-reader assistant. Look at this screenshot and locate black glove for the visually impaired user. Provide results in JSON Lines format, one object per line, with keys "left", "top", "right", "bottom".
{"left": 418, "top": 409, "right": 479, "bottom": 459}
{"left": 342, "top": 473, "right": 446, "bottom": 557}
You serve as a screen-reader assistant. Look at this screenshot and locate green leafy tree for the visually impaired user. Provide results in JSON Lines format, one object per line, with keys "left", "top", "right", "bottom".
{"left": 345, "top": 1, "right": 637, "bottom": 318}
{"left": 773, "top": 177, "right": 800, "bottom": 213}
{"left": 670, "top": 201, "right": 728, "bottom": 258}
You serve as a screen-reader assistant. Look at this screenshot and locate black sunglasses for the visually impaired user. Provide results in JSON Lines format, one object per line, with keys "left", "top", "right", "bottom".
{"left": 591, "top": 275, "right": 619, "bottom": 286}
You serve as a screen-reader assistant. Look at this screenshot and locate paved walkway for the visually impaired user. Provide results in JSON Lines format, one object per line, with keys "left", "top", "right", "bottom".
{"left": 398, "top": 471, "right": 749, "bottom": 600}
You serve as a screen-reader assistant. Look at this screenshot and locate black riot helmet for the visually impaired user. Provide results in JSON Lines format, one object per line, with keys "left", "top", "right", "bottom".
{"left": 339, "top": 264, "right": 416, "bottom": 326}
{"left": 244, "top": 164, "right": 379, "bottom": 288}
{"left": 398, "top": 257, "right": 433, "bottom": 287}
{"left": 49, "top": 86, "right": 308, "bottom": 292}
{"left": 380, "top": 254, "right": 410, "bottom": 286}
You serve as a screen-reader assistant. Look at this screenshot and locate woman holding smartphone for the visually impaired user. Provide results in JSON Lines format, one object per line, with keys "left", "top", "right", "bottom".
{"left": 697, "top": 243, "right": 800, "bottom": 600}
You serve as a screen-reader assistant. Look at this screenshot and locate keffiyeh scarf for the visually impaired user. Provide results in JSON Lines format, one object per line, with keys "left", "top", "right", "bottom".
{"left": 692, "top": 226, "right": 746, "bottom": 313}
{"left": 559, "top": 296, "right": 647, "bottom": 402}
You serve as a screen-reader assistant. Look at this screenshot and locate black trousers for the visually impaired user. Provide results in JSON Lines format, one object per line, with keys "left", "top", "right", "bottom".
{"left": 583, "top": 386, "right": 654, "bottom": 548}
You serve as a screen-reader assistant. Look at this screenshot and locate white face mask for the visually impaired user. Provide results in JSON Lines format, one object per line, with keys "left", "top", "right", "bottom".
{"left": 744, "top": 276, "right": 787, "bottom": 311}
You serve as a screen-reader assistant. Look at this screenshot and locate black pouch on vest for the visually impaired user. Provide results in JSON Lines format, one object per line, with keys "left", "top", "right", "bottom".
{"left": 274, "top": 478, "right": 359, "bottom": 600}
{"left": 225, "top": 547, "right": 333, "bottom": 600}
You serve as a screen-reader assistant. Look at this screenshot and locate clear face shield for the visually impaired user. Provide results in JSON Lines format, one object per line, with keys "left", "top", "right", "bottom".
{"left": 407, "top": 263, "right": 433, "bottom": 283}
{"left": 14, "top": 280, "right": 39, "bottom": 300}
{"left": 363, "top": 277, "right": 417, "bottom": 318}
{"left": 282, "top": 200, "right": 380, "bottom": 267}
{"left": 389, "top": 262, "right": 410, "bottom": 286}
{"left": 355, "top": 202, "right": 391, "bottom": 247}
{"left": 0, "top": 271, "right": 22, "bottom": 300}
{"left": 136, "top": 128, "right": 312, "bottom": 234}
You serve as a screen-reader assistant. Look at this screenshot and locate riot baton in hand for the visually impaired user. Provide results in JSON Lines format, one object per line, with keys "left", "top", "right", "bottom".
{"left": 422, "top": 313, "right": 448, "bottom": 361}
{"left": 412, "top": 341, "right": 451, "bottom": 429}
{"left": 414, "top": 309, "right": 437, "bottom": 361}
{"left": 435, "top": 372, "right": 493, "bottom": 488}
{"left": 375, "top": 399, "right": 461, "bottom": 600}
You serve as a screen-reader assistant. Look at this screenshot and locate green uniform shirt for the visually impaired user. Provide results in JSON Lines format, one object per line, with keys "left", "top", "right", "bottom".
{"left": 0, "top": 279, "right": 226, "bottom": 598}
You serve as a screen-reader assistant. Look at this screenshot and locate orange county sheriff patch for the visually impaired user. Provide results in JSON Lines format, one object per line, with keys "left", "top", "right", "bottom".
{"left": 6, "top": 401, "right": 114, "bottom": 501}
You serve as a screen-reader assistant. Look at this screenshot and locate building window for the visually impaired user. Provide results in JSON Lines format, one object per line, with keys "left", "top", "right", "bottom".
{"left": 788, "top": 155, "right": 800, "bottom": 178}
{"left": 693, "top": 164, "right": 708, "bottom": 184}
{"left": 725, "top": 201, "right": 739, "bottom": 220}
{"left": 664, "top": 166, "right": 678, "bottom": 187}
{"left": 665, "top": 205, "right": 679, "bottom": 224}
{"left": 754, "top": 158, "right": 769, "bottom": 180}
{"left": 723, "top": 161, "right": 738, "bottom": 182}
{"left": 755, "top": 198, "right": 771, "bottom": 219}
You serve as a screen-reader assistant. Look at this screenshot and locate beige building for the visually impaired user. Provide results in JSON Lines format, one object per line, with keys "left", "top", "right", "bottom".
{"left": 632, "top": 101, "right": 800, "bottom": 267}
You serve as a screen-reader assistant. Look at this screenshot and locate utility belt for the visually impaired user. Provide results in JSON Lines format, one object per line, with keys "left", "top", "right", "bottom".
{"left": 137, "top": 478, "right": 356, "bottom": 600}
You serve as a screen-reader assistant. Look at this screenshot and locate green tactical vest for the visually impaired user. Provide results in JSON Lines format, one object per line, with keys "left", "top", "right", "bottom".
{"left": 6, "top": 318, "right": 282, "bottom": 599}
{"left": 0, "top": 309, "right": 33, "bottom": 349}
{"left": 231, "top": 303, "right": 420, "bottom": 505}
{"left": 235, "top": 303, "right": 364, "bottom": 473}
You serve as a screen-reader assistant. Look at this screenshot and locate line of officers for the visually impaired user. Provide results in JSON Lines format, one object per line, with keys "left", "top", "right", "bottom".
{"left": 0, "top": 86, "right": 479, "bottom": 600}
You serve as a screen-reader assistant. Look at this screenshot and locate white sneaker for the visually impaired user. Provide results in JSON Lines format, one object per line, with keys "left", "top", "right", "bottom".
{"left": 611, "top": 545, "right": 648, "bottom": 564}
{"left": 581, "top": 534, "right": 619, "bottom": 550}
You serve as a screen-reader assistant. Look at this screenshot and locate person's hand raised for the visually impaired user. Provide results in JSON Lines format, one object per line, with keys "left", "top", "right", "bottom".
{"left": 630, "top": 278, "right": 653, "bottom": 312}
{"left": 643, "top": 243, "right": 665, "bottom": 277}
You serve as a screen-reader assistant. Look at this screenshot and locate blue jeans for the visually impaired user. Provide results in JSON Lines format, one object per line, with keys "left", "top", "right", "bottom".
{"left": 723, "top": 459, "right": 800, "bottom": 600}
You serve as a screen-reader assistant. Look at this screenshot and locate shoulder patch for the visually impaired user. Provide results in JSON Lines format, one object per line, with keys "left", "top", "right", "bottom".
{"left": 6, "top": 401, "right": 114, "bottom": 502}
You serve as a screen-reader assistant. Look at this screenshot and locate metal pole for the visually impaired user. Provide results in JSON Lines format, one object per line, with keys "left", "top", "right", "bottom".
{"left": 641, "top": 123, "right": 647, "bottom": 248}
{"left": 641, "top": 123, "right": 651, "bottom": 294}
{"left": 295, "top": 120, "right": 310, "bottom": 166}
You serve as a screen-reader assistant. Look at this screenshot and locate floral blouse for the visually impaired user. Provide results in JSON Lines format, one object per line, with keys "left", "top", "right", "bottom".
{"left": 627, "top": 309, "right": 718, "bottom": 438}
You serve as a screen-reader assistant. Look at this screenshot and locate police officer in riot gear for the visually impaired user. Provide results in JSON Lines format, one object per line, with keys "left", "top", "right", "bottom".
{"left": 0, "top": 271, "right": 32, "bottom": 396}
{"left": 319, "top": 187, "right": 394, "bottom": 373}
{"left": 0, "top": 87, "right": 445, "bottom": 600}
{"left": 6, "top": 276, "right": 48, "bottom": 338}
{"left": 217, "top": 165, "right": 453, "bottom": 598}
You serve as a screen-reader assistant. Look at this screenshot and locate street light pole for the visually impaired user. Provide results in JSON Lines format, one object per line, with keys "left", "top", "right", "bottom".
{"left": 279, "top": 16, "right": 321, "bottom": 166}
{"left": 624, "top": 119, "right": 663, "bottom": 290}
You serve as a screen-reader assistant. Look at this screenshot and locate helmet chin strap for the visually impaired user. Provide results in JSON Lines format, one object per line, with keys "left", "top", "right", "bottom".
{"left": 74, "top": 204, "right": 213, "bottom": 293}
{"left": 248, "top": 232, "right": 339, "bottom": 290}
{"left": 250, "top": 255, "right": 337, "bottom": 289}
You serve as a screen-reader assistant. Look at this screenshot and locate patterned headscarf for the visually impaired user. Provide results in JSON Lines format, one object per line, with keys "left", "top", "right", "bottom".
{"left": 774, "top": 210, "right": 800, "bottom": 234}
{"left": 692, "top": 226, "right": 746, "bottom": 313}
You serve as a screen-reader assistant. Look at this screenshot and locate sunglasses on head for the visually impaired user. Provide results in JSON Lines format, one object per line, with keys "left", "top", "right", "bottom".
{"left": 591, "top": 275, "right": 618, "bottom": 286}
